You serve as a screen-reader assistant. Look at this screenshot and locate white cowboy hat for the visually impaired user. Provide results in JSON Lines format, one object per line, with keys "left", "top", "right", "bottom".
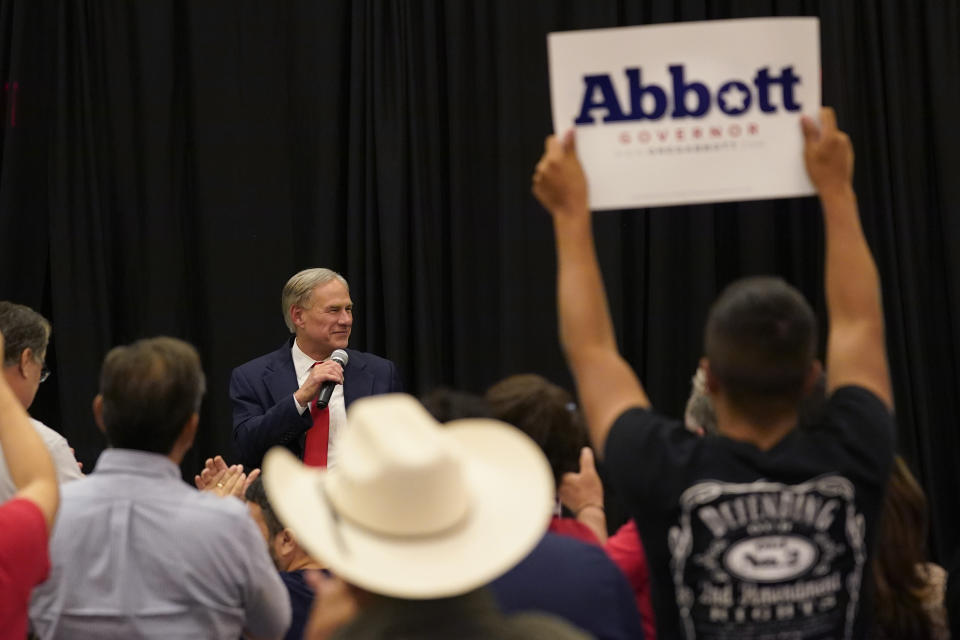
{"left": 262, "top": 393, "right": 554, "bottom": 599}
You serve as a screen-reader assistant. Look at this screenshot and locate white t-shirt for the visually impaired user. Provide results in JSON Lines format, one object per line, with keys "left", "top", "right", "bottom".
{"left": 0, "top": 418, "right": 84, "bottom": 502}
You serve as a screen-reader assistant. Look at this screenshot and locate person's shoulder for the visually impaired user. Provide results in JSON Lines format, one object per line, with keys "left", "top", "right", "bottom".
{"left": 610, "top": 404, "right": 672, "bottom": 432}
{"left": 29, "top": 418, "right": 69, "bottom": 447}
{"left": 811, "top": 384, "right": 896, "bottom": 447}
{"left": 181, "top": 490, "right": 251, "bottom": 522}
{"left": 165, "top": 492, "right": 264, "bottom": 553}
{"left": 505, "top": 611, "right": 594, "bottom": 639}
{"left": 827, "top": 384, "right": 892, "bottom": 411}
{"left": 605, "top": 404, "right": 695, "bottom": 456}
{"left": 280, "top": 570, "right": 315, "bottom": 600}
{"left": 233, "top": 341, "right": 293, "bottom": 376}
{"left": 346, "top": 348, "right": 395, "bottom": 369}
{"left": 526, "top": 532, "right": 627, "bottom": 585}
{"left": 0, "top": 497, "right": 46, "bottom": 528}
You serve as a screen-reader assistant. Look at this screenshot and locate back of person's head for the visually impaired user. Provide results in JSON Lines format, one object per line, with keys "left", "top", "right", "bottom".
{"left": 705, "top": 277, "right": 817, "bottom": 420}
{"left": 873, "top": 456, "right": 938, "bottom": 639}
{"left": 485, "top": 374, "right": 589, "bottom": 488}
{"left": 419, "top": 387, "right": 494, "bottom": 422}
{"left": 0, "top": 301, "right": 51, "bottom": 367}
{"left": 98, "top": 337, "right": 206, "bottom": 454}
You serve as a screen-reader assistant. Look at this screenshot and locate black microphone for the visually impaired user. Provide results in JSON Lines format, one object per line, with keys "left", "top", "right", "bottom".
{"left": 315, "top": 349, "right": 349, "bottom": 410}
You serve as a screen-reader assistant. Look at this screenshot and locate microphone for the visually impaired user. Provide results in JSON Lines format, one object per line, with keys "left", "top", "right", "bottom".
{"left": 315, "top": 349, "right": 349, "bottom": 410}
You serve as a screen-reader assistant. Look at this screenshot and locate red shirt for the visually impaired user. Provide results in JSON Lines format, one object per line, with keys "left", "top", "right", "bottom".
{"left": 604, "top": 519, "right": 657, "bottom": 640}
{"left": 548, "top": 515, "right": 600, "bottom": 545}
{"left": 0, "top": 498, "right": 50, "bottom": 640}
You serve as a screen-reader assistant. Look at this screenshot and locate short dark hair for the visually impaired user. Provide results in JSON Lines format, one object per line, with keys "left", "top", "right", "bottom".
{"left": 99, "top": 337, "right": 206, "bottom": 454}
{"left": 419, "top": 388, "right": 495, "bottom": 422}
{"left": 705, "top": 277, "right": 817, "bottom": 417}
{"left": 0, "top": 301, "right": 51, "bottom": 367}
{"left": 485, "top": 374, "right": 589, "bottom": 488}
{"left": 244, "top": 475, "right": 284, "bottom": 540}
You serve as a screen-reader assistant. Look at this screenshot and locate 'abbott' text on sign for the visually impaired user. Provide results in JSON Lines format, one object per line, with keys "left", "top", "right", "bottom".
{"left": 547, "top": 18, "right": 821, "bottom": 210}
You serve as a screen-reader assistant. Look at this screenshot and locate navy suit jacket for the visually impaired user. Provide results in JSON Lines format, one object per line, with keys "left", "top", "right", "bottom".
{"left": 491, "top": 532, "right": 645, "bottom": 640}
{"left": 230, "top": 340, "right": 402, "bottom": 469}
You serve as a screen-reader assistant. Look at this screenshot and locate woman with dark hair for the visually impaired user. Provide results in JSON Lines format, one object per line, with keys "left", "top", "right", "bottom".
{"left": 485, "top": 374, "right": 601, "bottom": 543}
{"left": 872, "top": 456, "right": 949, "bottom": 639}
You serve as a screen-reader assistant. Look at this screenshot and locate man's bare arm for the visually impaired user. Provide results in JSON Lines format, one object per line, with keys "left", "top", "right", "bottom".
{"left": 532, "top": 132, "right": 650, "bottom": 453}
{"left": 802, "top": 108, "right": 893, "bottom": 408}
{"left": 0, "top": 331, "right": 59, "bottom": 532}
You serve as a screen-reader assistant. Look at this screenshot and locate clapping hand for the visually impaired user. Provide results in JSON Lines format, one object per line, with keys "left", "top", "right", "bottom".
{"left": 195, "top": 455, "right": 260, "bottom": 498}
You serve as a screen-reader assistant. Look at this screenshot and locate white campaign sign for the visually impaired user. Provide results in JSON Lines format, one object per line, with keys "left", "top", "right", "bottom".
{"left": 548, "top": 18, "right": 820, "bottom": 210}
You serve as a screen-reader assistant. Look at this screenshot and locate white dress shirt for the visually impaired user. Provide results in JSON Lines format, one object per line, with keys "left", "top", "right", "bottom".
{"left": 291, "top": 340, "right": 348, "bottom": 469}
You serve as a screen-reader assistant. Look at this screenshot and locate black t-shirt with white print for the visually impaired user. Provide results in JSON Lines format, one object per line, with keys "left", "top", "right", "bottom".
{"left": 605, "top": 386, "right": 895, "bottom": 640}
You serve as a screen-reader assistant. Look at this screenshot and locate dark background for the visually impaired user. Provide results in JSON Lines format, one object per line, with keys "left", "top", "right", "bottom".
{"left": 1, "top": 1, "right": 957, "bottom": 562}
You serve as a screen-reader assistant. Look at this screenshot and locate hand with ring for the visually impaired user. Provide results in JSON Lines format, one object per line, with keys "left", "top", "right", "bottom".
{"left": 195, "top": 455, "right": 260, "bottom": 499}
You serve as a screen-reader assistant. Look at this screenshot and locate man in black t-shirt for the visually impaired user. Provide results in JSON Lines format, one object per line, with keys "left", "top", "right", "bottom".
{"left": 531, "top": 108, "right": 895, "bottom": 640}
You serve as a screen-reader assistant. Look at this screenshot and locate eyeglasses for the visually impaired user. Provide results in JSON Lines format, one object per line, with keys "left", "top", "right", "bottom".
{"left": 39, "top": 365, "right": 50, "bottom": 384}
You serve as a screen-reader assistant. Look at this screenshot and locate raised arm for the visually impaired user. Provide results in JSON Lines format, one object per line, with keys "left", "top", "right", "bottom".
{"left": 532, "top": 132, "right": 650, "bottom": 453}
{"left": 802, "top": 108, "right": 893, "bottom": 408}
{"left": 0, "top": 331, "right": 59, "bottom": 532}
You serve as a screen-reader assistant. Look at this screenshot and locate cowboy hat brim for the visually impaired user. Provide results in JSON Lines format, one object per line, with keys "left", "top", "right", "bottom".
{"left": 262, "top": 418, "right": 554, "bottom": 599}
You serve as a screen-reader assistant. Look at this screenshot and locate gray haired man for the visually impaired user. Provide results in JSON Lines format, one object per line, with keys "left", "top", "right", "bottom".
{"left": 230, "top": 268, "right": 402, "bottom": 470}
{"left": 0, "top": 302, "right": 82, "bottom": 501}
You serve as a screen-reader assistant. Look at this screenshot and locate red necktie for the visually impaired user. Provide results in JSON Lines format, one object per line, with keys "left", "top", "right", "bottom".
{"left": 303, "top": 363, "right": 330, "bottom": 468}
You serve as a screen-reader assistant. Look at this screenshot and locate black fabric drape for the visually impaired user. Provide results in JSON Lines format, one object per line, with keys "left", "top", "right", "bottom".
{"left": 1, "top": 0, "right": 958, "bottom": 561}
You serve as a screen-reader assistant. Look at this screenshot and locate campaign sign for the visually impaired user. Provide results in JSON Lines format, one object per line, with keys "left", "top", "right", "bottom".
{"left": 547, "top": 18, "right": 820, "bottom": 209}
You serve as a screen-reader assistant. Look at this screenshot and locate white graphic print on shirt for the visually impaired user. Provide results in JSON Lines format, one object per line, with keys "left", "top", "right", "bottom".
{"left": 668, "top": 475, "right": 866, "bottom": 640}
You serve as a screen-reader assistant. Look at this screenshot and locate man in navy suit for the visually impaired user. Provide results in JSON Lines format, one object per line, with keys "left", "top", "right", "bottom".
{"left": 230, "top": 268, "right": 402, "bottom": 470}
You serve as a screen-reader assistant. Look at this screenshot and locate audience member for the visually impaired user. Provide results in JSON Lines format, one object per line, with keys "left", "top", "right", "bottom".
{"left": 533, "top": 107, "right": 895, "bottom": 638}
{"left": 30, "top": 337, "right": 291, "bottom": 639}
{"left": 263, "top": 393, "right": 591, "bottom": 639}
{"left": 603, "top": 519, "right": 657, "bottom": 640}
{"left": 0, "top": 302, "right": 81, "bottom": 501}
{"left": 425, "top": 386, "right": 644, "bottom": 639}
{"left": 560, "top": 357, "right": 829, "bottom": 640}
{"left": 486, "top": 374, "right": 601, "bottom": 543}
{"left": 559, "top": 449, "right": 656, "bottom": 640}
{"left": 872, "top": 456, "right": 949, "bottom": 639}
{"left": 231, "top": 268, "right": 402, "bottom": 470}
{"left": 0, "top": 329, "right": 59, "bottom": 640}
{"left": 245, "top": 474, "right": 324, "bottom": 640}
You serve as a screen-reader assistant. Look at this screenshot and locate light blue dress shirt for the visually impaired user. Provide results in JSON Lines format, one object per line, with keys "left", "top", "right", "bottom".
{"left": 30, "top": 448, "right": 291, "bottom": 639}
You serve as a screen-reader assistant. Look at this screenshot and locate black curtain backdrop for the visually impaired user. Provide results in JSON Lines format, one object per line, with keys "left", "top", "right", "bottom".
{"left": 1, "top": 1, "right": 958, "bottom": 561}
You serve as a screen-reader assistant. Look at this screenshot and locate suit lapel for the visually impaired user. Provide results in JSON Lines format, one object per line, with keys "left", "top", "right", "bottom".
{"left": 344, "top": 350, "right": 374, "bottom": 407}
{"left": 264, "top": 343, "right": 299, "bottom": 404}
